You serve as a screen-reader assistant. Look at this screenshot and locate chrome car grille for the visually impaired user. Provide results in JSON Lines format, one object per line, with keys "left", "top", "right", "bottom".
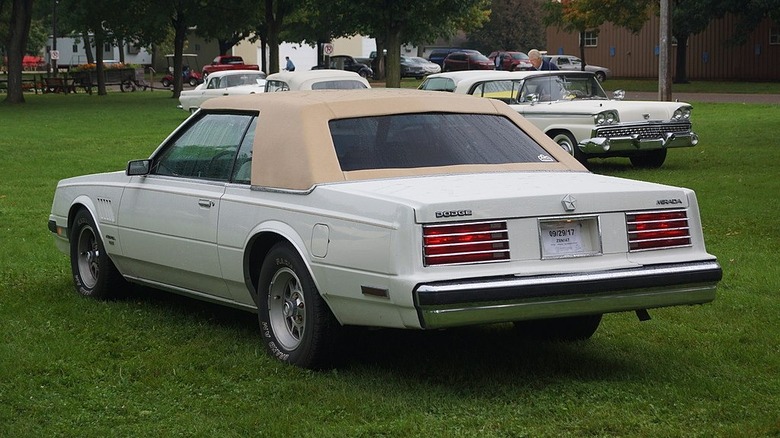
{"left": 595, "top": 122, "right": 692, "bottom": 140}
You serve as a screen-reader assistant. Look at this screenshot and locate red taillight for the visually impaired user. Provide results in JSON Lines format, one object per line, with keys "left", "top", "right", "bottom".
{"left": 626, "top": 210, "right": 691, "bottom": 251}
{"left": 423, "top": 221, "right": 509, "bottom": 266}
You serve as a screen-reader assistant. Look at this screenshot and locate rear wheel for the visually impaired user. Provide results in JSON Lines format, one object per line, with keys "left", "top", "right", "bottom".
{"left": 257, "top": 242, "right": 339, "bottom": 368}
{"left": 630, "top": 149, "right": 667, "bottom": 168}
{"left": 514, "top": 314, "right": 603, "bottom": 341}
{"left": 550, "top": 131, "right": 586, "bottom": 163}
{"left": 70, "top": 209, "right": 126, "bottom": 299}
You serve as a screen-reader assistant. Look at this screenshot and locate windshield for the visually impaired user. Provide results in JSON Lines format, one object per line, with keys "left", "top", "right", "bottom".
{"left": 469, "top": 74, "right": 608, "bottom": 104}
{"left": 330, "top": 113, "right": 555, "bottom": 171}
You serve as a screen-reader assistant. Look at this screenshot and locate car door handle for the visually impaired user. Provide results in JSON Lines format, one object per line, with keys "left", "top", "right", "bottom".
{"left": 198, "top": 199, "right": 215, "bottom": 208}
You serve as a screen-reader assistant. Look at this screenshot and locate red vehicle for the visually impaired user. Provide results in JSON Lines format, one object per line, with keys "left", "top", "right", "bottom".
{"left": 442, "top": 51, "right": 494, "bottom": 72}
{"left": 202, "top": 55, "right": 260, "bottom": 78}
{"left": 161, "top": 54, "right": 203, "bottom": 87}
{"left": 488, "top": 51, "right": 533, "bottom": 71}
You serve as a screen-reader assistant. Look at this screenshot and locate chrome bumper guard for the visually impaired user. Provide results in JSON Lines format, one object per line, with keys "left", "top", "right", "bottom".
{"left": 579, "top": 131, "right": 699, "bottom": 154}
{"left": 414, "top": 260, "right": 722, "bottom": 329}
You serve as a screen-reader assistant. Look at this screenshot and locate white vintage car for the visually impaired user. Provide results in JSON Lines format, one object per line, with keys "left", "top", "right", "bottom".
{"left": 419, "top": 70, "right": 699, "bottom": 168}
{"left": 48, "top": 89, "right": 721, "bottom": 368}
{"left": 264, "top": 69, "right": 370, "bottom": 92}
{"left": 178, "top": 69, "right": 267, "bottom": 112}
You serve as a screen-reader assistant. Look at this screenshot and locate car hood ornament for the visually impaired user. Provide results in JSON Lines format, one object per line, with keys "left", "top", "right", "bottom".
{"left": 562, "top": 194, "right": 577, "bottom": 212}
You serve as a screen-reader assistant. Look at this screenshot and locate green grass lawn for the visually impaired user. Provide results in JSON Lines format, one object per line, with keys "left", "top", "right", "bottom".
{"left": 1, "top": 92, "right": 778, "bottom": 436}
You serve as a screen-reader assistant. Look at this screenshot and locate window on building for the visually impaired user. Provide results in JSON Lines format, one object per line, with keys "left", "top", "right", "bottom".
{"left": 580, "top": 31, "right": 598, "bottom": 47}
{"left": 771, "top": 27, "right": 780, "bottom": 45}
{"left": 72, "top": 44, "right": 78, "bottom": 52}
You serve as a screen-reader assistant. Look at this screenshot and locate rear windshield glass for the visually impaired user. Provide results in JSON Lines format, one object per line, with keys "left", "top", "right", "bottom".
{"left": 311, "top": 80, "right": 368, "bottom": 90}
{"left": 329, "top": 113, "right": 555, "bottom": 171}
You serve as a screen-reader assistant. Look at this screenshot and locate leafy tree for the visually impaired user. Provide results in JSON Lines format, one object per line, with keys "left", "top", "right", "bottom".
{"left": 670, "top": 0, "right": 728, "bottom": 83}
{"left": 327, "top": 0, "right": 490, "bottom": 87}
{"left": 544, "top": 0, "right": 651, "bottom": 69}
{"left": 467, "top": 0, "right": 547, "bottom": 55}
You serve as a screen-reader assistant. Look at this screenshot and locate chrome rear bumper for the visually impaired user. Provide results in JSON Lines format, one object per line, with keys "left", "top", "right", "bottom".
{"left": 414, "top": 260, "right": 721, "bottom": 329}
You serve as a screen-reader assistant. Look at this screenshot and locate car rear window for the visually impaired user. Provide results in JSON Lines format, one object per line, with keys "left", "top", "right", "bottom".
{"left": 329, "top": 113, "right": 555, "bottom": 171}
{"left": 311, "top": 80, "right": 368, "bottom": 90}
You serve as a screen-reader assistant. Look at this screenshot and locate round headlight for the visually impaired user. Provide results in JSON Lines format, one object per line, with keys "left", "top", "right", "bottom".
{"left": 595, "top": 113, "right": 606, "bottom": 125}
{"left": 682, "top": 107, "right": 692, "bottom": 119}
{"left": 673, "top": 109, "right": 683, "bottom": 120}
{"left": 606, "top": 111, "right": 617, "bottom": 124}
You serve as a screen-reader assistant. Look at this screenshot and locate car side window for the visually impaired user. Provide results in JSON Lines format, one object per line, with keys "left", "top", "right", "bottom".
{"left": 232, "top": 117, "right": 257, "bottom": 184}
{"left": 265, "top": 80, "right": 290, "bottom": 92}
{"left": 152, "top": 113, "right": 254, "bottom": 181}
{"left": 418, "top": 77, "right": 456, "bottom": 92}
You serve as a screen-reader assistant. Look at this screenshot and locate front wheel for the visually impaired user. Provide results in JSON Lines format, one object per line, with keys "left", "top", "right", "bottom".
{"left": 161, "top": 78, "right": 172, "bottom": 88}
{"left": 257, "top": 243, "right": 339, "bottom": 368}
{"left": 630, "top": 149, "right": 667, "bottom": 168}
{"left": 70, "top": 209, "right": 126, "bottom": 299}
{"left": 550, "top": 131, "right": 586, "bottom": 163}
{"left": 514, "top": 314, "right": 603, "bottom": 341}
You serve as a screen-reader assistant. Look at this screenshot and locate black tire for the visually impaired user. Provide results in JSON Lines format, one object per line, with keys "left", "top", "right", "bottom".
{"left": 161, "top": 78, "right": 171, "bottom": 88}
{"left": 120, "top": 80, "right": 136, "bottom": 92}
{"left": 189, "top": 78, "right": 199, "bottom": 87}
{"left": 257, "top": 242, "right": 339, "bottom": 368}
{"left": 630, "top": 149, "right": 667, "bottom": 168}
{"left": 550, "top": 131, "right": 586, "bottom": 163}
{"left": 514, "top": 314, "right": 603, "bottom": 341}
{"left": 69, "top": 209, "right": 126, "bottom": 299}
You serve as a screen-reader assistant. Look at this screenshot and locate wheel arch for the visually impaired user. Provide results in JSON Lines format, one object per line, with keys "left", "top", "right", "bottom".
{"left": 242, "top": 222, "right": 314, "bottom": 307}
{"left": 67, "top": 196, "right": 100, "bottom": 240}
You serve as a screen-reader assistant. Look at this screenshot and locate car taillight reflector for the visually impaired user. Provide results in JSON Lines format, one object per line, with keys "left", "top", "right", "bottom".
{"left": 626, "top": 210, "right": 691, "bottom": 251}
{"left": 423, "top": 221, "right": 509, "bottom": 266}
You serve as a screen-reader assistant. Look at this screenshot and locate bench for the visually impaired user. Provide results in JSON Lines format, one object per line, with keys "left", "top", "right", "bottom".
{"left": 43, "top": 77, "right": 76, "bottom": 94}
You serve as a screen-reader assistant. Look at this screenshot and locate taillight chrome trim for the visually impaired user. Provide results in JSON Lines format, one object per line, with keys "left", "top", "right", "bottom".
{"left": 423, "top": 220, "right": 510, "bottom": 266}
{"left": 626, "top": 209, "right": 692, "bottom": 252}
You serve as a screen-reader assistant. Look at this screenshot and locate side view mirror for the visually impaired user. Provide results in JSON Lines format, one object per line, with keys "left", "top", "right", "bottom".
{"left": 612, "top": 90, "right": 626, "bottom": 100}
{"left": 127, "top": 159, "right": 150, "bottom": 176}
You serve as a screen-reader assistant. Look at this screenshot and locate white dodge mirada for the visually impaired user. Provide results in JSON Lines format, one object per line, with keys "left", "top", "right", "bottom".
{"left": 49, "top": 89, "right": 721, "bottom": 368}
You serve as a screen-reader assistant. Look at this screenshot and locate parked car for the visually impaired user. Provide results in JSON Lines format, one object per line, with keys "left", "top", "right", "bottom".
{"left": 400, "top": 56, "right": 441, "bottom": 79}
{"left": 201, "top": 55, "right": 260, "bottom": 78}
{"left": 313, "top": 55, "right": 373, "bottom": 78}
{"left": 442, "top": 51, "right": 494, "bottom": 72}
{"left": 48, "top": 89, "right": 721, "bottom": 369}
{"left": 161, "top": 54, "right": 203, "bottom": 88}
{"left": 427, "top": 48, "right": 465, "bottom": 67}
{"left": 419, "top": 70, "right": 698, "bottom": 167}
{"left": 488, "top": 51, "right": 533, "bottom": 71}
{"left": 178, "top": 69, "right": 266, "bottom": 112}
{"left": 264, "top": 70, "right": 369, "bottom": 92}
{"left": 545, "top": 55, "right": 612, "bottom": 82}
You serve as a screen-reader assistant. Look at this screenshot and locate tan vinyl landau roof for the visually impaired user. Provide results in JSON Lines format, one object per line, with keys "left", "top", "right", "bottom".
{"left": 199, "top": 89, "right": 585, "bottom": 191}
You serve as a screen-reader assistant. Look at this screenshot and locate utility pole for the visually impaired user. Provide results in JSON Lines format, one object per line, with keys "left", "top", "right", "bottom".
{"left": 659, "top": 0, "right": 672, "bottom": 101}
{"left": 51, "top": 0, "right": 58, "bottom": 75}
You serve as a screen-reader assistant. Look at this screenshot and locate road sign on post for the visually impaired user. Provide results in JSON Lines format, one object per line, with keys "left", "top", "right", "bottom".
{"left": 323, "top": 44, "right": 334, "bottom": 56}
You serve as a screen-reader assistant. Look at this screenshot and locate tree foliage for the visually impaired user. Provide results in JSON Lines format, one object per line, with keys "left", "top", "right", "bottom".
{"left": 323, "top": 0, "right": 490, "bottom": 87}
{"left": 467, "top": 0, "right": 546, "bottom": 54}
{"left": 544, "top": 0, "right": 652, "bottom": 67}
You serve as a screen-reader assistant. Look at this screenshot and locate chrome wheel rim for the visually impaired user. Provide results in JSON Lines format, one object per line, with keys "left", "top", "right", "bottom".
{"left": 554, "top": 134, "right": 575, "bottom": 156}
{"left": 268, "top": 267, "right": 305, "bottom": 351}
{"left": 76, "top": 225, "right": 99, "bottom": 289}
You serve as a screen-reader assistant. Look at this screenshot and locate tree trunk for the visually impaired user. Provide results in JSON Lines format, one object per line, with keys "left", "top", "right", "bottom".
{"left": 578, "top": 30, "right": 586, "bottom": 70}
{"left": 373, "top": 37, "right": 386, "bottom": 80}
{"left": 265, "top": 0, "right": 280, "bottom": 74}
{"left": 83, "top": 31, "right": 95, "bottom": 65}
{"left": 673, "top": 33, "right": 690, "bottom": 84}
{"left": 3, "top": 0, "right": 34, "bottom": 104}
{"left": 385, "top": 31, "right": 401, "bottom": 88}
{"left": 172, "top": 20, "right": 187, "bottom": 98}
{"left": 95, "top": 33, "right": 107, "bottom": 95}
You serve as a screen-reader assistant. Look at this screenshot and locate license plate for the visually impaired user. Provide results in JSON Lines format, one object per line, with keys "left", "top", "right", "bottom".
{"left": 539, "top": 217, "right": 601, "bottom": 259}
